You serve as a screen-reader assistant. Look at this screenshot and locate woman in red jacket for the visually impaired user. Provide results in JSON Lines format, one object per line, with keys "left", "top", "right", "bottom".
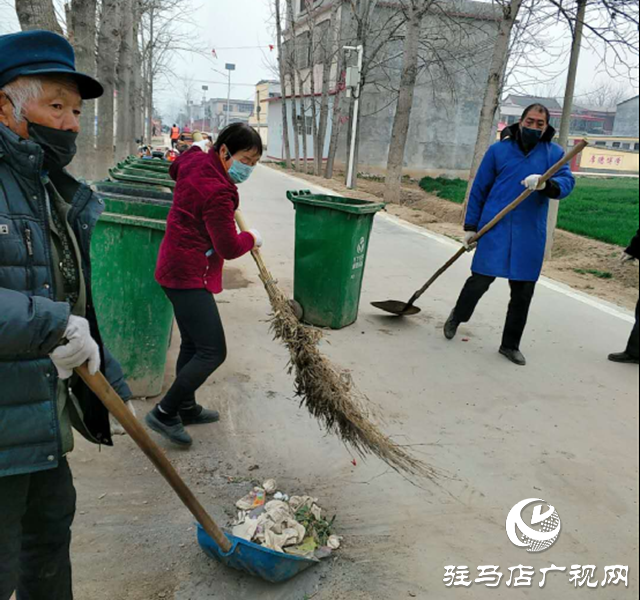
{"left": 147, "top": 123, "right": 263, "bottom": 447}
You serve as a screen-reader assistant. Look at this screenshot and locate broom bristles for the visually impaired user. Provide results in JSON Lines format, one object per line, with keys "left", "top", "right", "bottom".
{"left": 260, "top": 274, "right": 437, "bottom": 480}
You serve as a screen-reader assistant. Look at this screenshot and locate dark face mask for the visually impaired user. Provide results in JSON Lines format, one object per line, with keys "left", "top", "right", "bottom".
{"left": 4, "top": 93, "right": 78, "bottom": 171}
{"left": 26, "top": 120, "right": 78, "bottom": 172}
{"left": 520, "top": 126, "right": 544, "bottom": 151}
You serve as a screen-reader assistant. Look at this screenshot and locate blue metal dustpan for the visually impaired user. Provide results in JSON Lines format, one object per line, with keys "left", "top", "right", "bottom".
{"left": 198, "top": 525, "right": 319, "bottom": 583}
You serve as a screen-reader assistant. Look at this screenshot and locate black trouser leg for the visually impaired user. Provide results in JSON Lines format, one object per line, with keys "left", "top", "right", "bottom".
{"left": 160, "top": 288, "right": 227, "bottom": 417}
{"left": 453, "top": 273, "right": 496, "bottom": 323}
{"left": 0, "top": 459, "right": 76, "bottom": 600}
{"left": 175, "top": 321, "right": 198, "bottom": 411}
{"left": 626, "top": 298, "right": 640, "bottom": 359}
{"left": 502, "top": 280, "right": 537, "bottom": 351}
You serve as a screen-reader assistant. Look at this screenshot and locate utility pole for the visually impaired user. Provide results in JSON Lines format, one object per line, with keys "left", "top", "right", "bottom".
{"left": 202, "top": 85, "right": 209, "bottom": 131}
{"left": 546, "top": 0, "right": 587, "bottom": 257}
{"left": 225, "top": 63, "right": 236, "bottom": 127}
{"left": 344, "top": 45, "right": 364, "bottom": 190}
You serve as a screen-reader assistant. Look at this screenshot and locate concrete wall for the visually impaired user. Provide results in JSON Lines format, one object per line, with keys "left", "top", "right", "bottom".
{"left": 336, "top": 3, "right": 499, "bottom": 177}
{"left": 613, "top": 97, "right": 639, "bottom": 138}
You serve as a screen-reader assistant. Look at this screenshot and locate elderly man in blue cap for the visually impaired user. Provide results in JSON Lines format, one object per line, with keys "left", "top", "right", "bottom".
{"left": 0, "top": 30, "right": 133, "bottom": 599}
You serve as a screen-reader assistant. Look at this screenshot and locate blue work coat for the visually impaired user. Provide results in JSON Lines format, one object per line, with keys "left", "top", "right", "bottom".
{"left": 465, "top": 135, "right": 576, "bottom": 282}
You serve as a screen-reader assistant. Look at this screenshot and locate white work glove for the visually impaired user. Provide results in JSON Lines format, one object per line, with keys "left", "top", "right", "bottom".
{"left": 620, "top": 251, "right": 636, "bottom": 264}
{"left": 249, "top": 229, "right": 263, "bottom": 249}
{"left": 522, "top": 174, "right": 547, "bottom": 191}
{"left": 110, "top": 402, "right": 138, "bottom": 436}
{"left": 463, "top": 231, "right": 478, "bottom": 252}
{"left": 50, "top": 315, "right": 101, "bottom": 380}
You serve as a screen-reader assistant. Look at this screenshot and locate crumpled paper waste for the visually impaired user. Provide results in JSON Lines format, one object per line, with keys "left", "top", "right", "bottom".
{"left": 230, "top": 483, "right": 340, "bottom": 560}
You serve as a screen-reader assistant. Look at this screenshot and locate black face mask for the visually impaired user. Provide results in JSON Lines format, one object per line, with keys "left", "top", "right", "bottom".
{"left": 520, "top": 126, "right": 544, "bottom": 152}
{"left": 26, "top": 120, "right": 78, "bottom": 172}
{"left": 4, "top": 93, "right": 78, "bottom": 171}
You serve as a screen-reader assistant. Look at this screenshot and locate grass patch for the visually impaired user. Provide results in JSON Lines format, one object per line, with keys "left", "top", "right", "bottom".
{"left": 558, "top": 178, "right": 639, "bottom": 247}
{"left": 419, "top": 175, "right": 639, "bottom": 247}
{"left": 574, "top": 268, "right": 614, "bottom": 279}
{"left": 419, "top": 176, "right": 467, "bottom": 204}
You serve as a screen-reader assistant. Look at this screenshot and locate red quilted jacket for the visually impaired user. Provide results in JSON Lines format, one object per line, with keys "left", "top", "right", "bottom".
{"left": 155, "top": 147, "right": 255, "bottom": 294}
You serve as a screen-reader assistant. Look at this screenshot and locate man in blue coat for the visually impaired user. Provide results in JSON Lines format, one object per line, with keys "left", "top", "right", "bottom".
{"left": 0, "top": 31, "right": 133, "bottom": 599}
{"left": 444, "top": 104, "right": 576, "bottom": 366}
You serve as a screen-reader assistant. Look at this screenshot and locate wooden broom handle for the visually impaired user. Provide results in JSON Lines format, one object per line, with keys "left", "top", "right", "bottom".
{"left": 407, "top": 139, "right": 589, "bottom": 306}
{"left": 235, "top": 210, "right": 274, "bottom": 285}
{"left": 75, "top": 365, "right": 233, "bottom": 554}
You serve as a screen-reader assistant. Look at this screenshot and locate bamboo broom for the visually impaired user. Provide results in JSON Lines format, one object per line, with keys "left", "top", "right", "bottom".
{"left": 235, "top": 211, "right": 435, "bottom": 479}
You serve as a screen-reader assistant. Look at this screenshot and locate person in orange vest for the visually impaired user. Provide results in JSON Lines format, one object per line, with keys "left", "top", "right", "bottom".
{"left": 170, "top": 123, "right": 180, "bottom": 148}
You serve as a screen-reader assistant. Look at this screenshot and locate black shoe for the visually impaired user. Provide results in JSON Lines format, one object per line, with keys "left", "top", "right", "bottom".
{"left": 179, "top": 405, "right": 221, "bottom": 426}
{"left": 145, "top": 407, "right": 193, "bottom": 447}
{"left": 500, "top": 346, "right": 527, "bottom": 366}
{"left": 608, "top": 352, "right": 640, "bottom": 365}
{"left": 444, "top": 311, "right": 461, "bottom": 340}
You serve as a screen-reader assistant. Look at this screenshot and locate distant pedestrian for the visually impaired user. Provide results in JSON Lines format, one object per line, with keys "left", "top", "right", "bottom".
{"left": 148, "top": 123, "right": 263, "bottom": 447}
{"left": 170, "top": 123, "right": 180, "bottom": 148}
{"left": 609, "top": 230, "right": 639, "bottom": 365}
{"left": 444, "top": 104, "right": 576, "bottom": 366}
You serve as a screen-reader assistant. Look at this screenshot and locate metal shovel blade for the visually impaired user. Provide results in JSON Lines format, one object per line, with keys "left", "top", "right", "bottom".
{"left": 371, "top": 300, "right": 422, "bottom": 316}
{"left": 198, "top": 526, "right": 319, "bottom": 583}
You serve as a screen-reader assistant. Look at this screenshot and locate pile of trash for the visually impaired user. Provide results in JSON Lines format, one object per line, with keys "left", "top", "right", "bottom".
{"left": 231, "top": 479, "right": 341, "bottom": 560}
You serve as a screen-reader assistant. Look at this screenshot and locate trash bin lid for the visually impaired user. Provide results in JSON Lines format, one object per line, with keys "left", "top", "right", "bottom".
{"left": 287, "top": 190, "right": 385, "bottom": 215}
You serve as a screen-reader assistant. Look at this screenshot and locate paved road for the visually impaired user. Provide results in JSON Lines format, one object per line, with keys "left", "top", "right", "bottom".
{"left": 74, "top": 164, "right": 639, "bottom": 600}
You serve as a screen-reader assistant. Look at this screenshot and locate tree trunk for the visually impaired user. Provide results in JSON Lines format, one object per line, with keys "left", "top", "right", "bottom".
{"left": 383, "top": 6, "right": 423, "bottom": 205}
{"left": 275, "top": 0, "right": 292, "bottom": 168}
{"left": 146, "top": 6, "right": 155, "bottom": 144}
{"left": 96, "top": 0, "right": 120, "bottom": 179}
{"left": 70, "top": 0, "right": 98, "bottom": 181}
{"left": 116, "top": 0, "right": 134, "bottom": 161}
{"left": 325, "top": 50, "right": 345, "bottom": 179}
{"left": 317, "top": 2, "right": 340, "bottom": 177}
{"left": 461, "top": 0, "right": 523, "bottom": 217}
{"left": 129, "top": 1, "right": 143, "bottom": 156}
{"left": 309, "top": 64, "right": 320, "bottom": 175}
{"left": 286, "top": 0, "right": 301, "bottom": 170}
{"left": 15, "top": 0, "right": 63, "bottom": 34}
{"left": 300, "top": 87, "right": 309, "bottom": 174}
{"left": 546, "top": 0, "right": 587, "bottom": 256}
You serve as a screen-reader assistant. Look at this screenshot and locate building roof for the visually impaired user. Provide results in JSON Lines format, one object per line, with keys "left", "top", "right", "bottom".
{"left": 504, "top": 95, "right": 563, "bottom": 110}
{"left": 617, "top": 95, "right": 639, "bottom": 107}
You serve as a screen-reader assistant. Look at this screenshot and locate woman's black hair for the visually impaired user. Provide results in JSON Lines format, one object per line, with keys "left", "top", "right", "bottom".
{"left": 214, "top": 122, "right": 263, "bottom": 156}
{"left": 521, "top": 103, "right": 551, "bottom": 124}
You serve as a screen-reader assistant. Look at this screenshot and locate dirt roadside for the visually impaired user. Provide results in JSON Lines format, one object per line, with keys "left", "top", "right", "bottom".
{"left": 270, "top": 164, "right": 639, "bottom": 311}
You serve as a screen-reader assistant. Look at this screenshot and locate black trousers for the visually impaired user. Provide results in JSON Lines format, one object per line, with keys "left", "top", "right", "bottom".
{"left": 627, "top": 299, "right": 640, "bottom": 359}
{"left": 453, "top": 273, "right": 537, "bottom": 350}
{"left": 160, "top": 288, "right": 227, "bottom": 416}
{"left": 0, "top": 459, "right": 76, "bottom": 600}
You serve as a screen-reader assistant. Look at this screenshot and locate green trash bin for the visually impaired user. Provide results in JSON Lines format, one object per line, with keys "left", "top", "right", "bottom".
{"left": 93, "top": 180, "right": 174, "bottom": 202}
{"left": 91, "top": 200, "right": 173, "bottom": 397}
{"left": 287, "top": 190, "right": 385, "bottom": 330}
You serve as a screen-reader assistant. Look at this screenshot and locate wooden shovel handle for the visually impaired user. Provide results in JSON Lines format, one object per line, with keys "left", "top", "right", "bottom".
{"left": 407, "top": 139, "right": 589, "bottom": 306}
{"left": 235, "top": 210, "right": 276, "bottom": 287}
{"left": 75, "top": 365, "right": 233, "bottom": 554}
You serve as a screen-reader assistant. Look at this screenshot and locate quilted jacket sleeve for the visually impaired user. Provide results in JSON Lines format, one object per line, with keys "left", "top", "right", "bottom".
{"left": 0, "top": 288, "right": 70, "bottom": 358}
{"left": 202, "top": 190, "right": 255, "bottom": 261}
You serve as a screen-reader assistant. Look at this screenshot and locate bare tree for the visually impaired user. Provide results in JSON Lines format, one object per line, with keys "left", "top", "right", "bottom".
{"left": 69, "top": 0, "right": 98, "bottom": 180}
{"left": 116, "top": 0, "right": 135, "bottom": 160}
{"left": 461, "top": 0, "right": 524, "bottom": 217}
{"left": 15, "top": 0, "right": 64, "bottom": 34}
{"left": 581, "top": 79, "right": 632, "bottom": 109}
{"left": 383, "top": 0, "right": 434, "bottom": 205}
{"left": 285, "top": 0, "right": 302, "bottom": 170}
{"left": 96, "top": 0, "right": 120, "bottom": 177}
{"left": 275, "top": 0, "right": 292, "bottom": 168}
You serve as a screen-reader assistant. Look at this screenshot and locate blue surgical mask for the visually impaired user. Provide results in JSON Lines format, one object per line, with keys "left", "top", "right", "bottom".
{"left": 228, "top": 160, "right": 255, "bottom": 184}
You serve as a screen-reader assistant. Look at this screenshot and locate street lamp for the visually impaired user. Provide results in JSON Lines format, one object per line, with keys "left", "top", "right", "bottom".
{"left": 225, "top": 63, "right": 236, "bottom": 127}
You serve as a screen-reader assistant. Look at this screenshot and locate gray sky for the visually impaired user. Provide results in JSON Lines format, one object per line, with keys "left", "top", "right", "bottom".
{"left": 0, "top": 0, "right": 637, "bottom": 119}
